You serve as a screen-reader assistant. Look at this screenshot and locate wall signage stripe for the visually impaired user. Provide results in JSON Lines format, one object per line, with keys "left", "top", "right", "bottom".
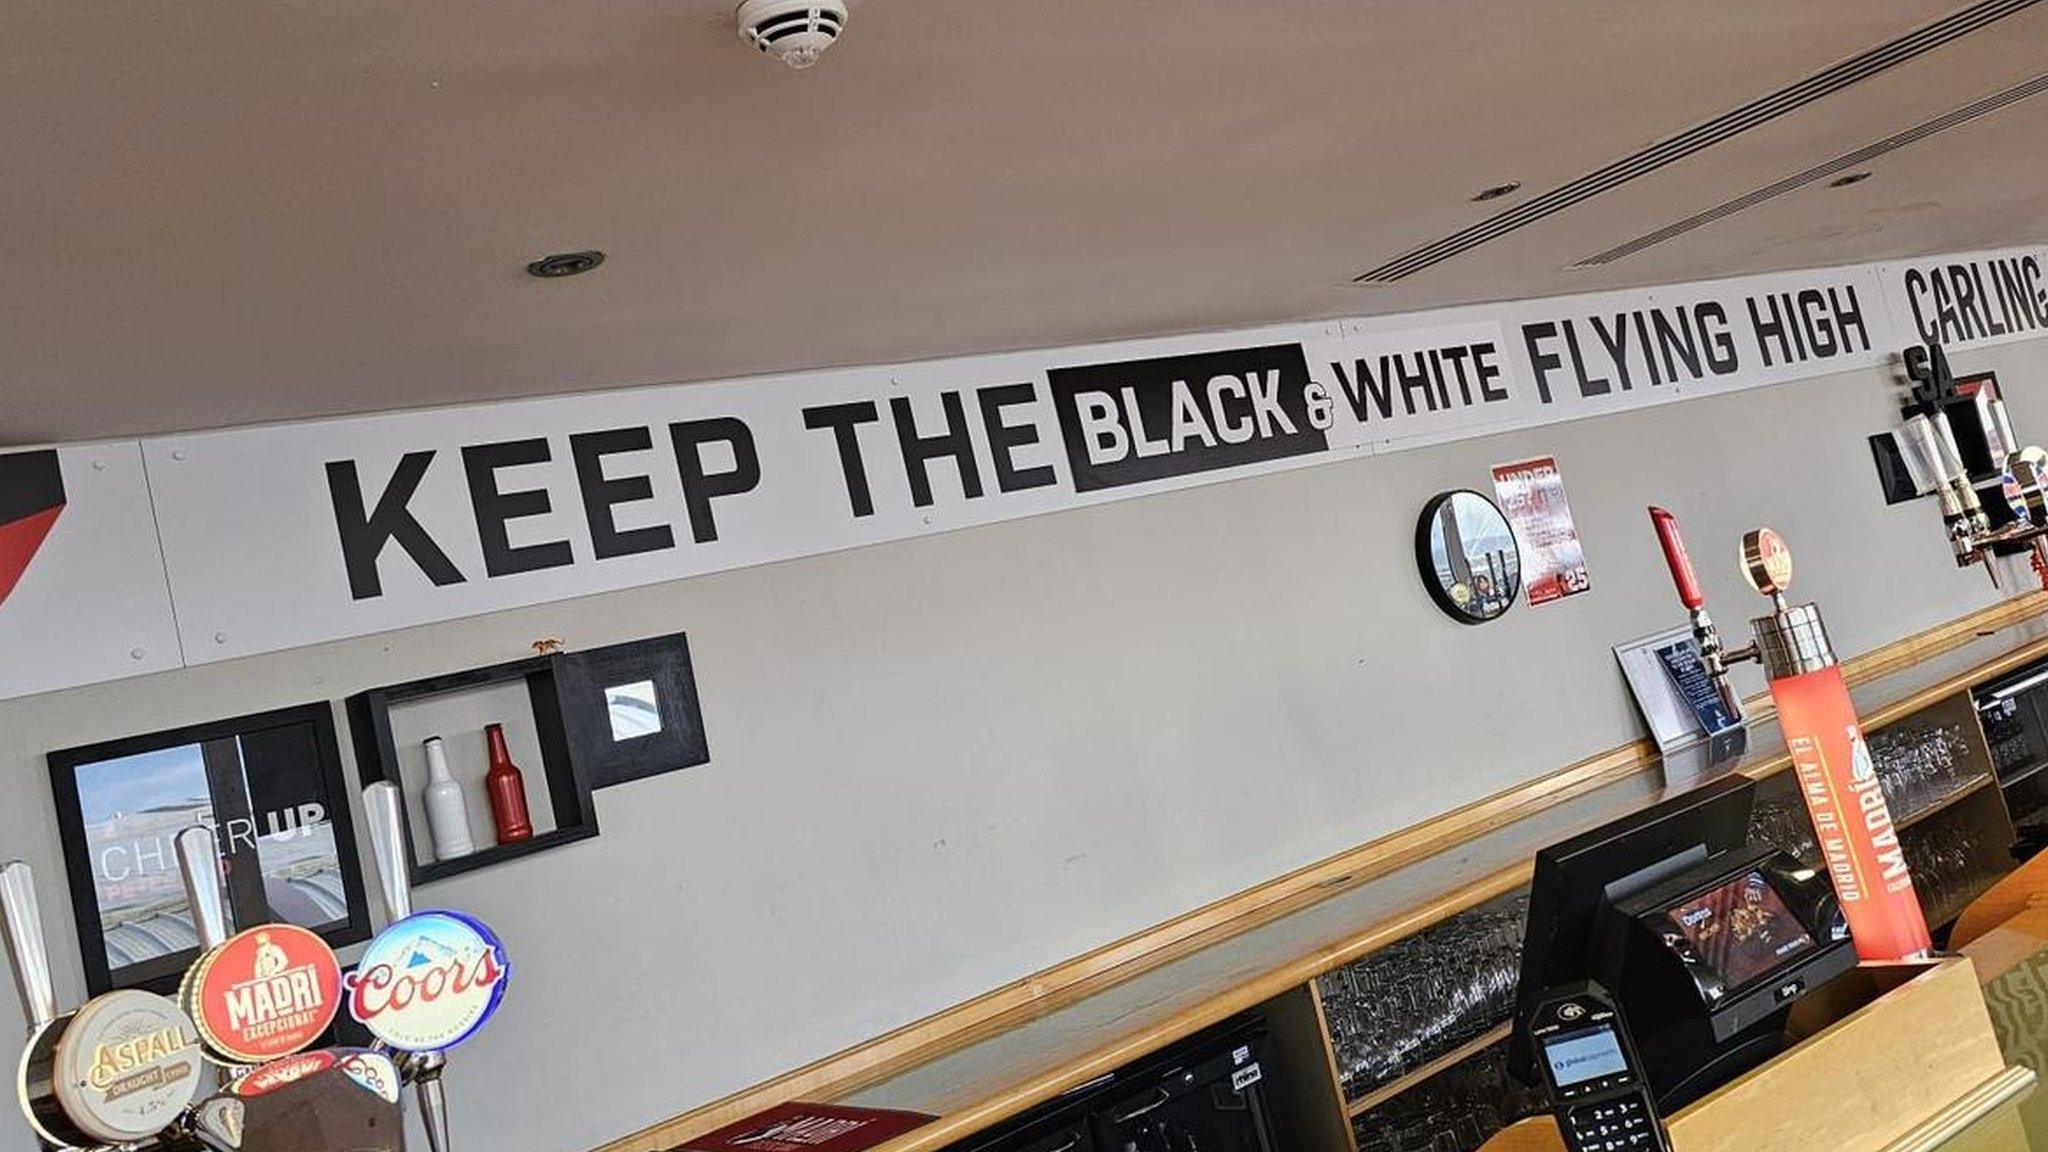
{"left": 1, "top": 245, "right": 2045, "bottom": 700}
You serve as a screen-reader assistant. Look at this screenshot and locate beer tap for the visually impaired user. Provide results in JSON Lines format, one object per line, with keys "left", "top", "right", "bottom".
{"left": 365, "top": 781, "right": 454, "bottom": 1152}
{"left": 1895, "top": 344, "right": 2048, "bottom": 588}
{"left": 6, "top": 805, "right": 501, "bottom": 1152}
{"left": 2, "top": 863, "right": 62, "bottom": 1152}
{"left": 175, "top": 826, "right": 237, "bottom": 1095}
{"left": 1649, "top": 506, "right": 1757, "bottom": 724}
{"left": 174, "top": 826, "right": 233, "bottom": 950}
{"left": 1, "top": 862, "right": 57, "bottom": 1040}
{"left": 1647, "top": 513, "right": 1935, "bottom": 960}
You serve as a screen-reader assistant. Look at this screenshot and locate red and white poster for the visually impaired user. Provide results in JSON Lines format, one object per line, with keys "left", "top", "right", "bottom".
{"left": 1491, "top": 456, "right": 1589, "bottom": 605}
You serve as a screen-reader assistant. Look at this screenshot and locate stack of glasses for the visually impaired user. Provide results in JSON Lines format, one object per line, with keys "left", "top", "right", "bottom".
{"left": 1317, "top": 889, "right": 1530, "bottom": 1098}
{"left": 1864, "top": 722, "right": 1981, "bottom": 826}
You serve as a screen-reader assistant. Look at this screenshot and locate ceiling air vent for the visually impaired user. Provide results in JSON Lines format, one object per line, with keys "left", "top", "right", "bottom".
{"left": 1353, "top": 0, "right": 2043, "bottom": 283}
{"left": 1574, "top": 70, "right": 2048, "bottom": 267}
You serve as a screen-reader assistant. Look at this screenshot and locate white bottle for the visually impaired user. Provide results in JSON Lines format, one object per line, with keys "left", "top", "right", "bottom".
{"left": 420, "top": 736, "right": 476, "bottom": 861}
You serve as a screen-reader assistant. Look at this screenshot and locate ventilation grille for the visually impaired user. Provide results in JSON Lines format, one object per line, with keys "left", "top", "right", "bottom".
{"left": 1575, "top": 70, "right": 2048, "bottom": 266}
{"left": 1353, "top": 0, "right": 2043, "bottom": 283}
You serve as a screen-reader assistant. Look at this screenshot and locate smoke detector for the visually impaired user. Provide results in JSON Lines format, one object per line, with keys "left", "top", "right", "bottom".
{"left": 737, "top": 0, "right": 848, "bottom": 70}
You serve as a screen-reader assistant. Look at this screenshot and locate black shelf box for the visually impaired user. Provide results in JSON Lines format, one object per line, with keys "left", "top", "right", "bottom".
{"left": 347, "top": 654, "right": 599, "bottom": 886}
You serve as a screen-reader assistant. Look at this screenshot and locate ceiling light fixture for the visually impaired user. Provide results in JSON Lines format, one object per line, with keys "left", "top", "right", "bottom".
{"left": 525, "top": 251, "right": 606, "bottom": 279}
{"left": 1829, "top": 172, "right": 1875, "bottom": 188}
{"left": 1471, "top": 181, "right": 1522, "bottom": 202}
{"left": 737, "top": 0, "right": 848, "bottom": 70}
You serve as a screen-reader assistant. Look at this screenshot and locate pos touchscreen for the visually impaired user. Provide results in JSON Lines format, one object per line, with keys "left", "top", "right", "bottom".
{"left": 1661, "top": 869, "right": 1816, "bottom": 991}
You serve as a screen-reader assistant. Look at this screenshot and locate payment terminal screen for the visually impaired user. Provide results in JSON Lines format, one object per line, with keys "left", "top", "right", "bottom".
{"left": 1543, "top": 1024, "right": 1628, "bottom": 1088}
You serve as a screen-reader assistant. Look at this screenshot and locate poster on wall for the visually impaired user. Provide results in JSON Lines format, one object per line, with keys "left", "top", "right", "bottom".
{"left": 45, "top": 702, "right": 371, "bottom": 994}
{"left": 1490, "top": 456, "right": 1589, "bottom": 605}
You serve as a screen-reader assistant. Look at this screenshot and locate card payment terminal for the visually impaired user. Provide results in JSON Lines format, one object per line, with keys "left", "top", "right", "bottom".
{"left": 1526, "top": 981, "right": 1671, "bottom": 1152}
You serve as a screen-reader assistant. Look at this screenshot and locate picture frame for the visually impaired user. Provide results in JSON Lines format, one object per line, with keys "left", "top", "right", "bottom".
{"left": 555, "top": 633, "right": 711, "bottom": 789}
{"left": 46, "top": 702, "right": 371, "bottom": 995}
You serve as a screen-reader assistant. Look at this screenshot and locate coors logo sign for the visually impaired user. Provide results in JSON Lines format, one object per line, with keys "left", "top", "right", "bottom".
{"left": 345, "top": 910, "right": 510, "bottom": 1053}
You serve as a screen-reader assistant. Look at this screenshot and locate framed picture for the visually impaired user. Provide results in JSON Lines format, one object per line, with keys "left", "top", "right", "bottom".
{"left": 556, "top": 634, "right": 711, "bottom": 789}
{"left": 47, "top": 702, "right": 371, "bottom": 994}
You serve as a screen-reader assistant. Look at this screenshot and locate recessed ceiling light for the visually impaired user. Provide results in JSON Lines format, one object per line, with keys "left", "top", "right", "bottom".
{"left": 1829, "top": 172, "right": 1874, "bottom": 188}
{"left": 1472, "top": 181, "right": 1522, "bottom": 202}
{"left": 526, "top": 250, "right": 606, "bottom": 278}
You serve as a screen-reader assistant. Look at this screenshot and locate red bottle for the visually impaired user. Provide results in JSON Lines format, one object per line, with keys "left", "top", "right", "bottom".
{"left": 483, "top": 723, "right": 534, "bottom": 844}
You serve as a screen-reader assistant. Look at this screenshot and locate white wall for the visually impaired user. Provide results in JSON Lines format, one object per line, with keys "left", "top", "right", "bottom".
{"left": 2, "top": 338, "right": 2044, "bottom": 1152}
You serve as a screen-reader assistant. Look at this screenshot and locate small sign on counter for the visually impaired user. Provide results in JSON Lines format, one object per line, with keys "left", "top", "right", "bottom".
{"left": 678, "top": 1102, "right": 936, "bottom": 1152}
{"left": 1616, "top": 627, "right": 1747, "bottom": 768}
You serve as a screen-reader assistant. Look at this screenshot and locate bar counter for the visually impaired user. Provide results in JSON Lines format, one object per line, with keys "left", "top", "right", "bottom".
{"left": 603, "top": 596, "right": 2048, "bottom": 1152}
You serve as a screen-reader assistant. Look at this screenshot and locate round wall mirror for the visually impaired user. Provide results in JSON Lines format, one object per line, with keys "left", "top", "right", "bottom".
{"left": 1415, "top": 490, "right": 1523, "bottom": 624}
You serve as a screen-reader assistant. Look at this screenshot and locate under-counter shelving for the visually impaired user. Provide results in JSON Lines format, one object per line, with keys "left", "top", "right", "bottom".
{"left": 1315, "top": 887, "right": 1528, "bottom": 1105}
{"left": 1329, "top": 686, "right": 2022, "bottom": 1152}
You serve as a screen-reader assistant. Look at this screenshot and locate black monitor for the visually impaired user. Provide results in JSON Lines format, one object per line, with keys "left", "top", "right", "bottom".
{"left": 1512, "top": 775, "right": 1855, "bottom": 1109}
{"left": 1514, "top": 777, "right": 1757, "bottom": 1062}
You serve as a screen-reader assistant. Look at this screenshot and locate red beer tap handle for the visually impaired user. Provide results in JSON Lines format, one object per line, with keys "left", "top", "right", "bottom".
{"left": 1649, "top": 506, "right": 1705, "bottom": 611}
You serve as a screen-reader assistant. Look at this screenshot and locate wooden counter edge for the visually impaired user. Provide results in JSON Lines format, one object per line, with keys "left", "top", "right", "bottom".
{"left": 1878, "top": 1065, "right": 2037, "bottom": 1152}
{"left": 595, "top": 593, "right": 2048, "bottom": 1152}
{"left": 1480, "top": 958, "right": 2028, "bottom": 1152}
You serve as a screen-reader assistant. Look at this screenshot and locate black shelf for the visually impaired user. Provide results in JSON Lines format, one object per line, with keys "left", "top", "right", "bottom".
{"left": 346, "top": 655, "right": 600, "bottom": 888}
{"left": 1998, "top": 756, "right": 2048, "bottom": 792}
{"left": 411, "top": 825, "right": 598, "bottom": 885}
{"left": 1894, "top": 772, "right": 1999, "bottom": 831}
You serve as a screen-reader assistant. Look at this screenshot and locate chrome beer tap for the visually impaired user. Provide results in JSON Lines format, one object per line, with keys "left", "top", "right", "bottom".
{"left": 364, "top": 781, "right": 455, "bottom": 1152}
{"left": 0, "top": 862, "right": 57, "bottom": 1039}
{"left": 4, "top": 800, "right": 506, "bottom": 1152}
{"left": 1895, "top": 344, "right": 2048, "bottom": 588}
{"left": 1649, "top": 506, "right": 1757, "bottom": 724}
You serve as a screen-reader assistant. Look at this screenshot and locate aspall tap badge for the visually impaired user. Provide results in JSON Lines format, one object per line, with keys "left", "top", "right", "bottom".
{"left": 26, "top": 990, "right": 206, "bottom": 1148}
{"left": 184, "top": 923, "right": 344, "bottom": 1065}
{"left": 345, "top": 910, "right": 510, "bottom": 1053}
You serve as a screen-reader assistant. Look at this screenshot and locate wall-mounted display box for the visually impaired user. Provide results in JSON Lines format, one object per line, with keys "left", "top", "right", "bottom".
{"left": 347, "top": 655, "right": 599, "bottom": 885}
{"left": 345, "top": 633, "right": 709, "bottom": 886}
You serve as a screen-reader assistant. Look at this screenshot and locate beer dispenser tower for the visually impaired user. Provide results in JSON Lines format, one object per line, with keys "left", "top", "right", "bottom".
{"left": 1649, "top": 507, "right": 1933, "bottom": 962}
{"left": 1888, "top": 342, "right": 2048, "bottom": 587}
{"left": 0, "top": 780, "right": 477, "bottom": 1152}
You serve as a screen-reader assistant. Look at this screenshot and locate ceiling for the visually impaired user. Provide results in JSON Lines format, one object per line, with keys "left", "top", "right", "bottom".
{"left": 6, "top": 1, "right": 2048, "bottom": 445}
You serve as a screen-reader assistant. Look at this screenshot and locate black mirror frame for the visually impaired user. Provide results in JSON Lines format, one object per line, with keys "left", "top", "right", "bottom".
{"left": 1414, "top": 489, "right": 1522, "bottom": 626}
